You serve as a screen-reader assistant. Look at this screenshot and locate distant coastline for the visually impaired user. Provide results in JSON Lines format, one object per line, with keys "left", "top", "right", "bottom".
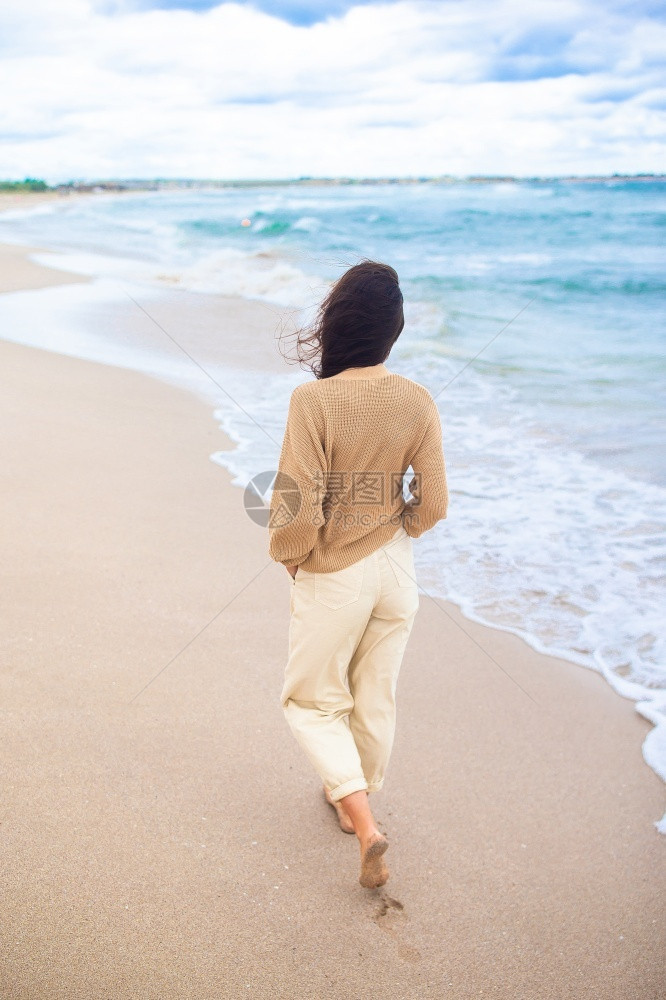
{"left": 1, "top": 173, "right": 664, "bottom": 195}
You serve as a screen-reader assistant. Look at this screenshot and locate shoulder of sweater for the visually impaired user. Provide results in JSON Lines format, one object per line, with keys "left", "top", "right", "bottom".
{"left": 289, "top": 380, "right": 325, "bottom": 418}
{"left": 395, "top": 374, "right": 436, "bottom": 402}
{"left": 290, "top": 380, "right": 319, "bottom": 404}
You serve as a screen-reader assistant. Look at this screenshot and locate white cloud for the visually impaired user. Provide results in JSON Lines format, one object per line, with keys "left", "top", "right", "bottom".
{"left": 0, "top": 0, "right": 663, "bottom": 179}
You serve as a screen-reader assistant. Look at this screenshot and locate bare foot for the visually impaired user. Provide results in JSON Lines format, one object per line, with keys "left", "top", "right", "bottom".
{"left": 323, "top": 785, "right": 356, "bottom": 834}
{"left": 359, "top": 832, "right": 389, "bottom": 888}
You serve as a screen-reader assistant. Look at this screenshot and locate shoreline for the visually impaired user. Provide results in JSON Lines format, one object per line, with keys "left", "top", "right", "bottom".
{"left": 2, "top": 235, "right": 665, "bottom": 815}
{"left": 0, "top": 188, "right": 149, "bottom": 214}
{"left": 3, "top": 232, "right": 664, "bottom": 823}
{"left": 1, "top": 243, "right": 665, "bottom": 996}
{"left": 0, "top": 242, "right": 91, "bottom": 294}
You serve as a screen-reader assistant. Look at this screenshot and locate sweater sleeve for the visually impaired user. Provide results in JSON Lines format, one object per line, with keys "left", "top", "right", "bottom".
{"left": 402, "top": 396, "right": 449, "bottom": 539}
{"left": 268, "top": 388, "right": 327, "bottom": 566}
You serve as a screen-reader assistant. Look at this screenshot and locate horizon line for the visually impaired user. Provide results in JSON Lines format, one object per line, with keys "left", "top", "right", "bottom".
{"left": 2, "top": 172, "right": 664, "bottom": 189}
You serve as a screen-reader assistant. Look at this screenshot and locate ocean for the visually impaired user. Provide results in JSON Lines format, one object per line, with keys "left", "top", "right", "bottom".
{"left": 1, "top": 179, "right": 664, "bottom": 828}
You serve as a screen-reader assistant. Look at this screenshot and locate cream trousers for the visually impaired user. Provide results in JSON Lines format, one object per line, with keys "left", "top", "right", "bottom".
{"left": 280, "top": 523, "right": 420, "bottom": 803}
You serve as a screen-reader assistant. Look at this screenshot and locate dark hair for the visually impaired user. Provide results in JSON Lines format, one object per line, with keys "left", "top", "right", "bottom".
{"left": 280, "top": 260, "right": 405, "bottom": 379}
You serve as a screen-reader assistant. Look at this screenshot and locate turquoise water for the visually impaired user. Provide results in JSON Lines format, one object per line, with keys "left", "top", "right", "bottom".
{"left": 4, "top": 180, "right": 664, "bottom": 485}
{"left": 1, "top": 181, "right": 664, "bottom": 826}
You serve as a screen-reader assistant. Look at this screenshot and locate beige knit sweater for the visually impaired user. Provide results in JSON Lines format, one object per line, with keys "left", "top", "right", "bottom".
{"left": 268, "top": 372, "right": 448, "bottom": 573}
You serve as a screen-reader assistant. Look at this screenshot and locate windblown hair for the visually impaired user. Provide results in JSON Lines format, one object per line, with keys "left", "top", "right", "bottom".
{"left": 280, "top": 260, "right": 405, "bottom": 379}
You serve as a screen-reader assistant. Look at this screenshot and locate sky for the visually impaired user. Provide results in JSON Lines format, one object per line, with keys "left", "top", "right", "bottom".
{"left": 0, "top": 0, "right": 664, "bottom": 181}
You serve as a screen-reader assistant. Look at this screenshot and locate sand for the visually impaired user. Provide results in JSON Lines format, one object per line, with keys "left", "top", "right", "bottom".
{"left": 0, "top": 241, "right": 89, "bottom": 294}
{"left": 1, "top": 243, "right": 664, "bottom": 999}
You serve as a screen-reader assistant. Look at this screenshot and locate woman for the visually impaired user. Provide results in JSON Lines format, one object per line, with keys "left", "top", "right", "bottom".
{"left": 268, "top": 260, "right": 448, "bottom": 889}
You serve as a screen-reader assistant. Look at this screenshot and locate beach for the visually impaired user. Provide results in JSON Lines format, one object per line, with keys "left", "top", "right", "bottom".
{"left": 1, "top": 236, "right": 664, "bottom": 998}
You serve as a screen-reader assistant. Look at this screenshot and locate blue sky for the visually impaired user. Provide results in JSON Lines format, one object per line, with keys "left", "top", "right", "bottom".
{"left": 0, "top": 0, "right": 664, "bottom": 180}
{"left": 101, "top": 1, "right": 387, "bottom": 26}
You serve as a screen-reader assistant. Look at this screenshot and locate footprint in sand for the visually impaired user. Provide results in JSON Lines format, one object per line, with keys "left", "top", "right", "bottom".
{"left": 373, "top": 893, "right": 421, "bottom": 963}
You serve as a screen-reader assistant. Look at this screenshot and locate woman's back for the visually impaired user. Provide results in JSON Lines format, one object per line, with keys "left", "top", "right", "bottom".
{"left": 268, "top": 371, "right": 448, "bottom": 573}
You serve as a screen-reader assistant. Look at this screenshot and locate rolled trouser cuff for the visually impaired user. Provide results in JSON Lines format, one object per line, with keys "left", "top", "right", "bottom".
{"left": 328, "top": 776, "right": 369, "bottom": 802}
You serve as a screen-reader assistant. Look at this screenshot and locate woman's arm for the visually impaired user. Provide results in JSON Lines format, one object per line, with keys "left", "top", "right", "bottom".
{"left": 402, "top": 397, "right": 449, "bottom": 538}
{"left": 268, "top": 387, "right": 327, "bottom": 569}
